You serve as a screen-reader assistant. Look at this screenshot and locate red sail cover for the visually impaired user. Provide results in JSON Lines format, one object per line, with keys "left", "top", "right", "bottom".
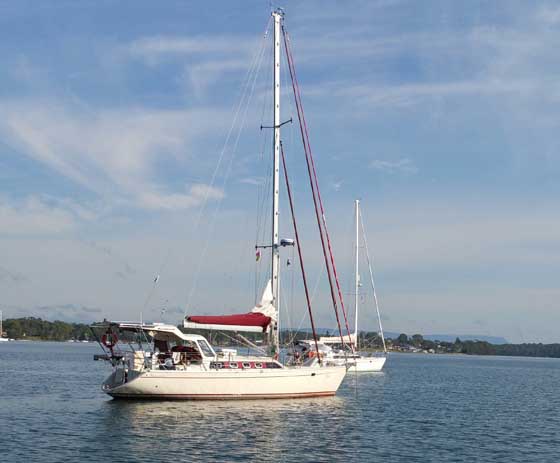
{"left": 186, "top": 313, "right": 271, "bottom": 332}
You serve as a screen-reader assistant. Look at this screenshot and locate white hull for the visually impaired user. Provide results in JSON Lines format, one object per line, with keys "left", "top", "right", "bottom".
{"left": 0, "top": 338, "right": 9, "bottom": 342}
{"left": 104, "top": 365, "right": 347, "bottom": 400}
{"left": 347, "top": 356, "right": 386, "bottom": 372}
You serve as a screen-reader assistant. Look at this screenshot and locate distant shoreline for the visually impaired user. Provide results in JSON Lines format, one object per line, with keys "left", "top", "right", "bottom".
{"left": 3, "top": 317, "right": 560, "bottom": 359}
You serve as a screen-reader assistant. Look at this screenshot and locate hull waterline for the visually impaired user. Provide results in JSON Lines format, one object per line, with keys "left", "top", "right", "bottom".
{"left": 347, "top": 356, "right": 386, "bottom": 372}
{"left": 104, "top": 365, "right": 347, "bottom": 400}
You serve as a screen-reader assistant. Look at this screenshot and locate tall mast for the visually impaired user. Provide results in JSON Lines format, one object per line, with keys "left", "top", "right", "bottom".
{"left": 271, "top": 9, "right": 283, "bottom": 355}
{"left": 354, "top": 200, "right": 360, "bottom": 348}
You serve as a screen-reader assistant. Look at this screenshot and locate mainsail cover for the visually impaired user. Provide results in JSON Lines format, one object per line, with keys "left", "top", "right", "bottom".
{"left": 184, "top": 281, "right": 276, "bottom": 333}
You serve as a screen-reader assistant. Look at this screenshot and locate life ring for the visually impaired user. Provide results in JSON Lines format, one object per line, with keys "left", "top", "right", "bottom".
{"left": 101, "top": 332, "right": 118, "bottom": 349}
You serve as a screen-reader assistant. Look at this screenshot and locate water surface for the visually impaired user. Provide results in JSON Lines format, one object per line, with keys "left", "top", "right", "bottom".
{"left": 1, "top": 342, "right": 559, "bottom": 462}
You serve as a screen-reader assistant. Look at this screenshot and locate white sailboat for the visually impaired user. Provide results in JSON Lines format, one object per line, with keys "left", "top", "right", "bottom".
{"left": 318, "top": 200, "right": 387, "bottom": 372}
{"left": 92, "top": 10, "right": 346, "bottom": 400}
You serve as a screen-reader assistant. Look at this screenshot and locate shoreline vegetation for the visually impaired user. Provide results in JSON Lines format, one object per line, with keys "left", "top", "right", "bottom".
{"left": 2, "top": 317, "right": 560, "bottom": 359}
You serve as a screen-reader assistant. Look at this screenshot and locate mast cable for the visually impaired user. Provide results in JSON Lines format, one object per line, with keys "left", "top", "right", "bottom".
{"left": 184, "top": 19, "right": 271, "bottom": 316}
{"left": 282, "top": 26, "right": 349, "bottom": 352}
{"left": 283, "top": 28, "right": 354, "bottom": 350}
{"left": 359, "top": 207, "right": 387, "bottom": 353}
{"left": 280, "top": 141, "right": 321, "bottom": 362}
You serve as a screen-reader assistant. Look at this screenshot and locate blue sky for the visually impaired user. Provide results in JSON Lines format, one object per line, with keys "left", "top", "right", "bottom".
{"left": 1, "top": 1, "right": 560, "bottom": 342}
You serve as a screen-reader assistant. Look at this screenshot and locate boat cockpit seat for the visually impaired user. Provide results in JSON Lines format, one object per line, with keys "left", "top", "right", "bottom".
{"left": 159, "top": 357, "right": 176, "bottom": 370}
{"left": 169, "top": 344, "right": 202, "bottom": 364}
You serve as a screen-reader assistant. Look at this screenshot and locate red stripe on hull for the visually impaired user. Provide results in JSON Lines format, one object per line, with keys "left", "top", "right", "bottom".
{"left": 108, "top": 391, "right": 336, "bottom": 400}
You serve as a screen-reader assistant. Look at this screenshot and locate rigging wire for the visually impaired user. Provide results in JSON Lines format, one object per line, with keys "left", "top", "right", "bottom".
{"left": 142, "top": 18, "right": 272, "bottom": 318}
{"left": 280, "top": 141, "right": 321, "bottom": 361}
{"left": 253, "top": 40, "right": 273, "bottom": 302}
{"left": 287, "top": 245, "right": 295, "bottom": 348}
{"left": 282, "top": 25, "right": 349, "bottom": 353}
{"left": 184, "top": 18, "right": 272, "bottom": 316}
{"left": 217, "top": 331, "right": 268, "bottom": 356}
{"left": 359, "top": 207, "right": 387, "bottom": 353}
{"left": 186, "top": 46, "right": 266, "bottom": 314}
{"left": 284, "top": 29, "right": 354, "bottom": 349}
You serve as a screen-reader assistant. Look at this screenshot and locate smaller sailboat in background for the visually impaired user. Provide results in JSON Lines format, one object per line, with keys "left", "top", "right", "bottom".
{"left": 319, "top": 200, "right": 387, "bottom": 372}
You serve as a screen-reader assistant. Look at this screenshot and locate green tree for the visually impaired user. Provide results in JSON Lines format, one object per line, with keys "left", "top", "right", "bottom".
{"left": 396, "top": 333, "right": 409, "bottom": 345}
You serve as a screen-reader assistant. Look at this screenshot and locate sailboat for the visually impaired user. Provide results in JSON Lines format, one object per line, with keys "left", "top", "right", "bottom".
{"left": 314, "top": 200, "right": 387, "bottom": 372}
{"left": 91, "top": 10, "right": 347, "bottom": 399}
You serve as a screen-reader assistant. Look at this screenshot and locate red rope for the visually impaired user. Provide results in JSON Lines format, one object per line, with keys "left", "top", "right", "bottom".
{"left": 280, "top": 142, "right": 321, "bottom": 363}
{"left": 282, "top": 26, "right": 351, "bottom": 350}
{"left": 282, "top": 28, "right": 355, "bottom": 349}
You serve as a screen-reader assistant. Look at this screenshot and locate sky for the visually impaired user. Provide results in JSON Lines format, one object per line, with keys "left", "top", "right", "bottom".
{"left": 1, "top": 0, "right": 560, "bottom": 343}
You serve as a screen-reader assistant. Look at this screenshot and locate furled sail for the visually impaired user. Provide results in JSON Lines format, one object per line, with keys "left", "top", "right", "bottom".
{"left": 250, "top": 280, "right": 276, "bottom": 320}
{"left": 184, "top": 281, "right": 276, "bottom": 333}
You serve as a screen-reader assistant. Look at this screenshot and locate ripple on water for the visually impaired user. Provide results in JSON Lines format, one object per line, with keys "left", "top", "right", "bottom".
{"left": 2, "top": 344, "right": 560, "bottom": 462}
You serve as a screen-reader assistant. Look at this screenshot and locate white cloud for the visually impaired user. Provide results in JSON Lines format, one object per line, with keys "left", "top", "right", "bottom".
{"left": 331, "top": 180, "right": 343, "bottom": 192}
{"left": 239, "top": 176, "right": 265, "bottom": 186}
{"left": 139, "top": 184, "right": 224, "bottom": 210}
{"left": 536, "top": 5, "right": 560, "bottom": 25}
{"left": 369, "top": 157, "right": 417, "bottom": 174}
{"left": 126, "top": 35, "right": 254, "bottom": 59}
{"left": 0, "top": 196, "right": 77, "bottom": 234}
{"left": 354, "top": 202, "right": 560, "bottom": 274}
{"left": 294, "top": 7, "right": 560, "bottom": 114}
{"left": 184, "top": 58, "right": 252, "bottom": 99}
{"left": 0, "top": 101, "right": 228, "bottom": 211}
{"left": 310, "top": 79, "right": 534, "bottom": 109}
{"left": 120, "top": 34, "right": 266, "bottom": 99}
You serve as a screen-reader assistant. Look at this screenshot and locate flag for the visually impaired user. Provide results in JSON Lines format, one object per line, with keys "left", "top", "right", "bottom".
{"left": 154, "top": 274, "right": 160, "bottom": 284}
{"left": 255, "top": 250, "right": 261, "bottom": 261}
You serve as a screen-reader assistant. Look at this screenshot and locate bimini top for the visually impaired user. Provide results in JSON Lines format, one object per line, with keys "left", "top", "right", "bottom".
{"left": 91, "top": 321, "right": 208, "bottom": 343}
{"left": 184, "top": 281, "right": 276, "bottom": 333}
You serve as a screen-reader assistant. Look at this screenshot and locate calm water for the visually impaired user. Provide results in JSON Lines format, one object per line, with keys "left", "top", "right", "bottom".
{"left": 1, "top": 342, "right": 559, "bottom": 462}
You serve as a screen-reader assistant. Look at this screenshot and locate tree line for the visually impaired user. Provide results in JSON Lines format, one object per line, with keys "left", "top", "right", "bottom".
{"left": 387, "top": 333, "right": 560, "bottom": 358}
{"left": 4, "top": 318, "right": 560, "bottom": 358}
{"left": 2, "top": 317, "right": 92, "bottom": 341}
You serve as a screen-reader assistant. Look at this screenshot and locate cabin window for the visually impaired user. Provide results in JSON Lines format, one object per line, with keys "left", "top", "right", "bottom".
{"left": 154, "top": 339, "right": 169, "bottom": 352}
{"left": 197, "top": 340, "right": 215, "bottom": 357}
